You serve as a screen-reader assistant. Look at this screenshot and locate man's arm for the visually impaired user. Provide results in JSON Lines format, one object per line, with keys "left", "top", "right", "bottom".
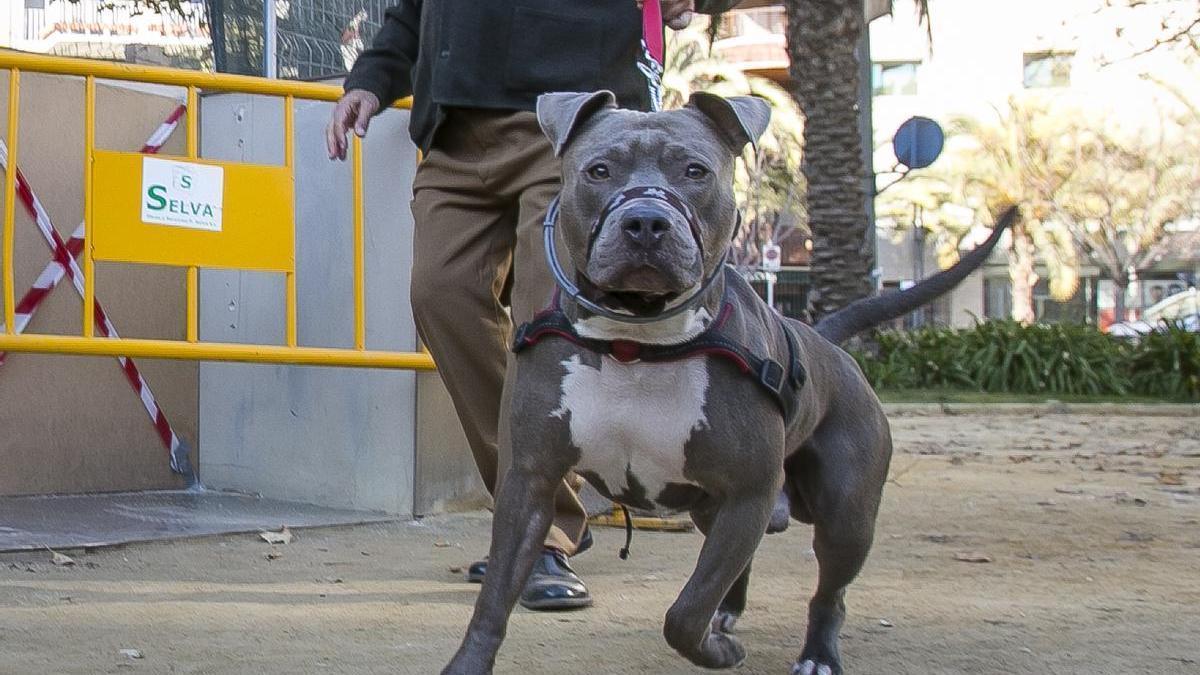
{"left": 343, "top": 0, "right": 422, "bottom": 107}
{"left": 328, "top": 0, "right": 420, "bottom": 160}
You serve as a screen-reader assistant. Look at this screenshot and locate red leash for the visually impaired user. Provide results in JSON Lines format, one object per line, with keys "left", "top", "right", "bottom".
{"left": 642, "top": 0, "right": 665, "bottom": 65}
{"left": 639, "top": 0, "right": 665, "bottom": 110}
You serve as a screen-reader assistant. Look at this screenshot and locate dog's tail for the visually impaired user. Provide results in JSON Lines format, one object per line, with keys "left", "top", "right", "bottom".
{"left": 814, "top": 206, "right": 1017, "bottom": 345}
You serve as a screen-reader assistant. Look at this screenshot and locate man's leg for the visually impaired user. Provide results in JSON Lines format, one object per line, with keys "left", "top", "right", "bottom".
{"left": 410, "top": 128, "right": 514, "bottom": 501}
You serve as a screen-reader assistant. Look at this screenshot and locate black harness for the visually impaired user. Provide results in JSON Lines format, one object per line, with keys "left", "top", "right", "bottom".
{"left": 512, "top": 271, "right": 807, "bottom": 423}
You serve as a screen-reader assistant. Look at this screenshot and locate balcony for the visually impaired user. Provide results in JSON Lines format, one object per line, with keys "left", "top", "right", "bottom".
{"left": 713, "top": 6, "right": 788, "bottom": 83}
{"left": 17, "top": 0, "right": 208, "bottom": 57}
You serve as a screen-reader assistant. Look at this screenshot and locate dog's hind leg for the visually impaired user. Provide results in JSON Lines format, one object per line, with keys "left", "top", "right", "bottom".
{"left": 790, "top": 420, "right": 890, "bottom": 675}
{"left": 767, "top": 489, "right": 792, "bottom": 533}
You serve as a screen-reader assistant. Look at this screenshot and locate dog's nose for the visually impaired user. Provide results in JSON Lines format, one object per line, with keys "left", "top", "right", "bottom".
{"left": 619, "top": 207, "right": 672, "bottom": 249}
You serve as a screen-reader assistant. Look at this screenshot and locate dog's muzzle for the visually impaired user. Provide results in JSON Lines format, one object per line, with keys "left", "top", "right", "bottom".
{"left": 585, "top": 186, "right": 704, "bottom": 261}
{"left": 544, "top": 186, "right": 730, "bottom": 325}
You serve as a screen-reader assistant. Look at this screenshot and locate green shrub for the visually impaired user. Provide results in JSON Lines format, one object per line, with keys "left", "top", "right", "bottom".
{"left": 1128, "top": 322, "right": 1200, "bottom": 400}
{"left": 958, "top": 321, "right": 1128, "bottom": 395}
{"left": 851, "top": 320, "right": 1199, "bottom": 400}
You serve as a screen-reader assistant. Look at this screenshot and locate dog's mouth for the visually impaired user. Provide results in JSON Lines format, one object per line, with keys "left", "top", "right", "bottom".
{"left": 602, "top": 290, "right": 678, "bottom": 316}
{"left": 578, "top": 276, "right": 680, "bottom": 317}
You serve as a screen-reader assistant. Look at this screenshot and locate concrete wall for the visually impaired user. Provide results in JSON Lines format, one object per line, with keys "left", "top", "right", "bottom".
{"left": 0, "top": 71, "right": 197, "bottom": 496}
{"left": 197, "top": 89, "right": 482, "bottom": 515}
{"left": 197, "top": 92, "right": 416, "bottom": 514}
{"left": 948, "top": 270, "right": 985, "bottom": 327}
{"left": 413, "top": 372, "right": 487, "bottom": 515}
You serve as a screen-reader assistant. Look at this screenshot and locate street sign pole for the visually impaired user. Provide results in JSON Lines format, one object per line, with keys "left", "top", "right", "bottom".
{"left": 761, "top": 242, "right": 781, "bottom": 311}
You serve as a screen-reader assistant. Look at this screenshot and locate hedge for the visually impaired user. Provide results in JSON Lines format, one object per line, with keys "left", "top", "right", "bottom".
{"left": 850, "top": 320, "right": 1200, "bottom": 401}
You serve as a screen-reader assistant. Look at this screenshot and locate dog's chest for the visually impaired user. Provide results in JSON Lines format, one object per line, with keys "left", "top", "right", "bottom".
{"left": 553, "top": 356, "right": 707, "bottom": 505}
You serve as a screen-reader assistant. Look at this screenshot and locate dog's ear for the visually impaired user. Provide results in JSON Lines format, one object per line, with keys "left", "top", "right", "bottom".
{"left": 537, "top": 91, "right": 618, "bottom": 157}
{"left": 687, "top": 92, "right": 772, "bottom": 153}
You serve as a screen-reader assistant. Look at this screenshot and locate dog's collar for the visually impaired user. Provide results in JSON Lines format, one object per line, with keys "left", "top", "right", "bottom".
{"left": 543, "top": 194, "right": 728, "bottom": 325}
{"left": 513, "top": 272, "right": 806, "bottom": 422}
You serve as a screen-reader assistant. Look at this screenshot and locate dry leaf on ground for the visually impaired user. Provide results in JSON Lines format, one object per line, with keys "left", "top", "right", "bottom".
{"left": 260, "top": 527, "right": 294, "bottom": 545}
{"left": 1157, "top": 471, "right": 1185, "bottom": 486}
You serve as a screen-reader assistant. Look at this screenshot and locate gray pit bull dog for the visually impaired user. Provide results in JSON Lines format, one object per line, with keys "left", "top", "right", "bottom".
{"left": 442, "top": 91, "right": 1015, "bottom": 675}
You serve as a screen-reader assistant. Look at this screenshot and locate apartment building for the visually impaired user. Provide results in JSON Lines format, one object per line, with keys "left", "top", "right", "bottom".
{"left": 716, "top": 0, "right": 1198, "bottom": 326}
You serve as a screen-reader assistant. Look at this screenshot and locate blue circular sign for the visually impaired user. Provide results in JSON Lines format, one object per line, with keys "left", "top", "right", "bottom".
{"left": 893, "top": 116, "right": 944, "bottom": 169}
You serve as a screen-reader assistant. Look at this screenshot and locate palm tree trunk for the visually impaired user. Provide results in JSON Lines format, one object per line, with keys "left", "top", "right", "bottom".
{"left": 784, "top": 0, "right": 874, "bottom": 318}
{"left": 1009, "top": 222, "right": 1038, "bottom": 324}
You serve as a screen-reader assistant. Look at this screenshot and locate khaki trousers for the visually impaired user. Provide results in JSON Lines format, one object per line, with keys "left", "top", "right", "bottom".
{"left": 409, "top": 108, "right": 587, "bottom": 555}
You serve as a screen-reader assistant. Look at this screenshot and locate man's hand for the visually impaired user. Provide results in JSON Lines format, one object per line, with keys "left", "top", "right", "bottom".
{"left": 325, "top": 90, "right": 381, "bottom": 161}
{"left": 636, "top": 0, "right": 695, "bottom": 29}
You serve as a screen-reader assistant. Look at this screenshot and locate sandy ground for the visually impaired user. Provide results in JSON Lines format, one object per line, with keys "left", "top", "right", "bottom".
{"left": 2, "top": 411, "right": 1199, "bottom": 675}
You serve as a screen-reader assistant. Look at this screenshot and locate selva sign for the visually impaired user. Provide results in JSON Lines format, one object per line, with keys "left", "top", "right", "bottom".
{"left": 140, "top": 157, "right": 224, "bottom": 232}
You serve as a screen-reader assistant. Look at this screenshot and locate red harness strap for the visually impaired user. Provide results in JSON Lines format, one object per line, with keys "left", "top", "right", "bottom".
{"left": 512, "top": 297, "right": 805, "bottom": 421}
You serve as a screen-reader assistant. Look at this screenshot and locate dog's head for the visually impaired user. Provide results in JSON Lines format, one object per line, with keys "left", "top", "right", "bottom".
{"left": 537, "top": 91, "right": 771, "bottom": 317}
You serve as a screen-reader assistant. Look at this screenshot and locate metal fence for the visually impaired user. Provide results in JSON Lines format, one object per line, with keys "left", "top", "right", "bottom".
{"left": 745, "top": 268, "right": 811, "bottom": 321}
{"left": 210, "top": 0, "right": 391, "bottom": 79}
{"left": 0, "top": 50, "right": 429, "bottom": 372}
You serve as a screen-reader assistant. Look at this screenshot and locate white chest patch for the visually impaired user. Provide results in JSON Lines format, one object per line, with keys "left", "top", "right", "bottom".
{"left": 553, "top": 355, "right": 708, "bottom": 502}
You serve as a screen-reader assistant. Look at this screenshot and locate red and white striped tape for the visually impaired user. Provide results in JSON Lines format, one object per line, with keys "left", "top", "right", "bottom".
{"left": 0, "top": 223, "right": 83, "bottom": 354}
{"left": 0, "top": 105, "right": 195, "bottom": 483}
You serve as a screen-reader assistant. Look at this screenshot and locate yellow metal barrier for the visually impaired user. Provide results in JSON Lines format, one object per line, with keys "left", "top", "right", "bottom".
{"left": 0, "top": 51, "right": 434, "bottom": 370}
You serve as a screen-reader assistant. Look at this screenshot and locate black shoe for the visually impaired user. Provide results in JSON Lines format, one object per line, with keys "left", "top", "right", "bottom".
{"left": 466, "top": 526, "right": 593, "bottom": 584}
{"left": 466, "top": 558, "right": 487, "bottom": 584}
{"left": 518, "top": 548, "right": 592, "bottom": 611}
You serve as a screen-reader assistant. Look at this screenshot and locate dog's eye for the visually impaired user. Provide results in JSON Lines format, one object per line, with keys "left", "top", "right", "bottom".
{"left": 685, "top": 164, "right": 709, "bottom": 180}
{"left": 586, "top": 163, "right": 611, "bottom": 180}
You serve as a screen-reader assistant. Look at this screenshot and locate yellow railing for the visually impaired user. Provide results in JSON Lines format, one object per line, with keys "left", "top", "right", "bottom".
{"left": 0, "top": 51, "right": 434, "bottom": 370}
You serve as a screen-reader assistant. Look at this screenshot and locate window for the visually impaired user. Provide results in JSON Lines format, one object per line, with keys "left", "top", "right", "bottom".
{"left": 1023, "top": 52, "right": 1073, "bottom": 89}
{"left": 872, "top": 61, "right": 921, "bottom": 96}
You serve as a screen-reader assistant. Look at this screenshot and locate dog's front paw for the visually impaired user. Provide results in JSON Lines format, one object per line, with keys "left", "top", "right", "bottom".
{"left": 441, "top": 652, "right": 493, "bottom": 675}
{"left": 791, "top": 657, "right": 840, "bottom": 675}
{"left": 700, "top": 630, "right": 746, "bottom": 669}
{"left": 666, "top": 606, "right": 746, "bottom": 669}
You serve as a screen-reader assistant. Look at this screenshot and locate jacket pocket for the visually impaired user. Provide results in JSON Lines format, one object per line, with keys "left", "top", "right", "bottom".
{"left": 504, "top": 6, "right": 603, "bottom": 93}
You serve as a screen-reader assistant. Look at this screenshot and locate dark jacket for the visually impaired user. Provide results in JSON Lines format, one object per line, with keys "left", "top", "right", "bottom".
{"left": 344, "top": 0, "right": 739, "bottom": 151}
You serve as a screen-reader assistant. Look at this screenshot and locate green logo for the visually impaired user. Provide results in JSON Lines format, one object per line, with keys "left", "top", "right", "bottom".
{"left": 145, "top": 183, "right": 215, "bottom": 218}
{"left": 146, "top": 184, "right": 167, "bottom": 211}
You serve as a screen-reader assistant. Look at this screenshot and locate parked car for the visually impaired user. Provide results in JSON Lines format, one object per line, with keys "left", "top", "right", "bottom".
{"left": 1106, "top": 288, "right": 1199, "bottom": 338}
